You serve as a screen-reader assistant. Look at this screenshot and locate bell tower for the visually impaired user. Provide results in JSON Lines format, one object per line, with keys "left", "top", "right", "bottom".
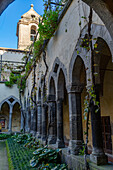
{"left": 16, "top": 4, "right": 40, "bottom": 50}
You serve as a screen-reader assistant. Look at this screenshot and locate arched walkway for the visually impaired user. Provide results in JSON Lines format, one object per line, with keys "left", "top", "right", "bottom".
{"left": 47, "top": 77, "right": 57, "bottom": 144}
{"left": 56, "top": 68, "right": 69, "bottom": 148}
{"left": 68, "top": 56, "right": 86, "bottom": 154}
{"left": 0, "top": 96, "right": 20, "bottom": 132}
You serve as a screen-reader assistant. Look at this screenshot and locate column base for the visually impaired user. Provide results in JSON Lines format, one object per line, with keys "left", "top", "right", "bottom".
{"left": 56, "top": 139, "right": 65, "bottom": 148}
{"left": 42, "top": 136, "right": 47, "bottom": 141}
{"left": 48, "top": 136, "right": 57, "bottom": 144}
{"left": 36, "top": 132, "right": 42, "bottom": 139}
{"left": 68, "top": 140, "right": 83, "bottom": 155}
{"left": 90, "top": 153, "right": 108, "bottom": 165}
{"left": 41, "top": 136, "right": 47, "bottom": 145}
{"left": 30, "top": 130, "right": 36, "bottom": 136}
{"left": 8, "top": 130, "right": 12, "bottom": 134}
{"left": 27, "top": 128, "right": 30, "bottom": 133}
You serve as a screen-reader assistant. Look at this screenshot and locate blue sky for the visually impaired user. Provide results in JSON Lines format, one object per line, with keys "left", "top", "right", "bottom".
{"left": 0, "top": 0, "right": 44, "bottom": 49}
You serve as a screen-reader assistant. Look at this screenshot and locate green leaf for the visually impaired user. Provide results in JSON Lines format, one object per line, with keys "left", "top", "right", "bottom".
{"left": 30, "top": 159, "right": 38, "bottom": 167}
{"left": 77, "top": 51, "right": 79, "bottom": 55}
{"left": 79, "top": 21, "right": 81, "bottom": 26}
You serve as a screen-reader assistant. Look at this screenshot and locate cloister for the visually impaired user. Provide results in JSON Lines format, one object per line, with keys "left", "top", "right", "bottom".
{"left": 1, "top": 0, "right": 113, "bottom": 169}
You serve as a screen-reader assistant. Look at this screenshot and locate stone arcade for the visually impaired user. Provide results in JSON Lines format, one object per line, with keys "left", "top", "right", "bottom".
{"left": 1, "top": 0, "right": 113, "bottom": 169}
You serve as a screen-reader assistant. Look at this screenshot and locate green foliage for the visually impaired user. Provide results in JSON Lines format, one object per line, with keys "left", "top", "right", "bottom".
{"left": 30, "top": 146, "right": 68, "bottom": 169}
{"left": 5, "top": 73, "right": 20, "bottom": 87}
{"left": 4, "top": 72, "right": 26, "bottom": 91}
{"left": 79, "top": 146, "right": 85, "bottom": 156}
{"left": 34, "top": 10, "right": 59, "bottom": 58}
{"left": 13, "top": 133, "right": 33, "bottom": 144}
{"left": 24, "top": 139, "right": 39, "bottom": 149}
{"left": 6, "top": 137, "right": 35, "bottom": 170}
{"left": 6, "top": 140, "right": 14, "bottom": 170}
{"left": 6, "top": 135, "right": 67, "bottom": 170}
{"left": 83, "top": 85, "right": 100, "bottom": 120}
{"left": 0, "top": 133, "right": 12, "bottom": 140}
{"left": 38, "top": 10, "right": 58, "bottom": 39}
{"left": 16, "top": 75, "right": 26, "bottom": 91}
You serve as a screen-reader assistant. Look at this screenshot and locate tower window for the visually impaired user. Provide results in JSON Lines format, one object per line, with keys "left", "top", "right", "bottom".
{"left": 30, "top": 25, "right": 37, "bottom": 41}
{"left": 31, "top": 15, "right": 35, "bottom": 18}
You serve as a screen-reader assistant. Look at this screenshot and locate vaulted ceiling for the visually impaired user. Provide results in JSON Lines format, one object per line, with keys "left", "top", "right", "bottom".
{"left": 82, "top": 0, "right": 113, "bottom": 40}
{"left": 0, "top": 0, "right": 15, "bottom": 15}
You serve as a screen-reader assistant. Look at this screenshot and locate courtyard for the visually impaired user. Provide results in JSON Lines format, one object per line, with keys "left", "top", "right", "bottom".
{"left": 1, "top": 0, "right": 113, "bottom": 169}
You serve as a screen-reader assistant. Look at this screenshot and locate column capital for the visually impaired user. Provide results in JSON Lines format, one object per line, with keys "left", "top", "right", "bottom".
{"left": 57, "top": 98, "right": 63, "bottom": 102}
{"left": 37, "top": 101, "right": 41, "bottom": 105}
{"left": 42, "top": 102, "right": 48, "bottom": 107}
{"left": 67, "top": 83, "right": 84, "bottom": 93}
{"left": 87, "top": 84, "right": 101, "bottom": 93}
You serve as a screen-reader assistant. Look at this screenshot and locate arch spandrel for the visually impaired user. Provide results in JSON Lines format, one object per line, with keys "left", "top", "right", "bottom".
{"left": 0, "top": 96, "right": 20, "bottom": 111}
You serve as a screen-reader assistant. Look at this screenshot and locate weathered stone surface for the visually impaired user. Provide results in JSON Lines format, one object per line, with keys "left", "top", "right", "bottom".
{"left": 37, "top": 102, "right": 42, "bottom": 138}
{"left": 56, "top": 99, "right": 65, "bottom": 148}
{"left": 48, "top": 100, "right": 57, "bottom": 144}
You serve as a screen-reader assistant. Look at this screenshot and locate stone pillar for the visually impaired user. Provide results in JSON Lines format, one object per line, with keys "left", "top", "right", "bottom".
{"left": 30, "top": 105, "right": 37, "bottom": 135}
{"left": 48, "top": 95, "right": 57, "bottom": 144}
{"left": 56, "top": 99, "right": 65, "bottom": 148}
{"left": 27, "top": 106, "right": 31, "bottom": 132}
{"left": 68, "top": 85, "right": 83, "bottom": 154}
{"left": 90, "top": 85, "right": 108, "bottom": 165}
{"left": 24, "top": 108, "right": 28, "bottom": 132}
{"left": 9, "top": 106, "right": 13, "bottom": 132}
{"left": 25, "top": 105, "right": 30, "bottom": 132}
{"left": 42, "top": 103, "right": 48, "bottom": 141}
{"left": 20, "top": 109, "right": 24, "bottom": 131}
{"left": 37, "top": 101, "right": 42, "bottom": 138}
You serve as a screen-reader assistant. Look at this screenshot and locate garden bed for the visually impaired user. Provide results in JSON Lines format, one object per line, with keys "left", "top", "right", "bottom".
{"left": 6, "top": 138, "right": 36, "bottom": 170}
{"left": 6, "top": 135, "right": 68, "bottom": 170}
{"left": 0, "top": 133, "right": 12, "bottom": 140}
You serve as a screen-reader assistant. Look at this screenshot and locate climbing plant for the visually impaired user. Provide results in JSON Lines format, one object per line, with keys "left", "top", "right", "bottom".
{"left": 34, "top": 9, "right": 59, "bottom": 58}
{"left": 77, "top": 5, "right": 100, "bottom": 169}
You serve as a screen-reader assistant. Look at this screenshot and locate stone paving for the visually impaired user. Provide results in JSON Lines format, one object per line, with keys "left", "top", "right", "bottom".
{"left": 0, "top": 141, "right": 9, "bottom": 170}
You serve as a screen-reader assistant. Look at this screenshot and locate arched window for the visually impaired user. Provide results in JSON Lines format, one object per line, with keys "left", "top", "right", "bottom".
{"left": 30, "top": 25, "right": 36, "bottom": 41}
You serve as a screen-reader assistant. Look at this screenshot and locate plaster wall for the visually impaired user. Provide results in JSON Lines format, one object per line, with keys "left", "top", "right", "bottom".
{"left": 0, "top": 83, "right": 19, "bottom": 103}
{"left": 0, "top": 50, "right": 25, "bottom": 81}
{"left": 25, "top": 0, "right": 106, "bottom": 98}
{"left": 2, "top": 51, "right": 24, "bottom": 62}
{"left": 18, "top": 24, "right": 30, "bottom": 50}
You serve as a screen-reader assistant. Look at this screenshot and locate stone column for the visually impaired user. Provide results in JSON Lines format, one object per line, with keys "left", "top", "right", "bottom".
{"left": 90, "top": 85, "right": 108, "bottom": 165}
{"left": 8, "top": 106, "right": 13, "bottom": 132}
{"left": 68, "top": 85, "right": 83, "bottom": 155}
{"left": 25, "top": 105, "right": 29, "bottom": 132}
{"left": 24, "top": 108, "right": 28, "bottom": 132}
{"left": 42, "top": 103, "right": 48, "bottom": 142}
{"left": 48, "top": 95, "right": 57, "bottom": 144}
{"left": 27, "top": 105, "right": 31, "bottom": 132}
{"left": 20, "top": 109, "right": 24, "bottom": 131}
{"left": 56, "top": 99, "right": 65, "bottom": 148}
{"left": 37, "top": 101, "right": 42, "bottom": 138}
{"left": 30, "top": 105, "right": 37, "bottom": 135}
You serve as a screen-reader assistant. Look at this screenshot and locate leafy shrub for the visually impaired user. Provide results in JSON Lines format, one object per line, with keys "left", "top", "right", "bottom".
{"left": 6, "top": 134, "right": 68, "bottom": 170}
{"left": 13, "top": 133, "right": 33, "bottom": 144}
{"left": 30, "top": 146, "right": 68, "bottom": 169}
{"left": 5, "top": 73, "right": 20, "bottom": 87}
{"left": 0, "top": 133, "right": 12, "bottom": 140}
{"left": 7, "top": 138, "right": 36, "bottom": 170}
